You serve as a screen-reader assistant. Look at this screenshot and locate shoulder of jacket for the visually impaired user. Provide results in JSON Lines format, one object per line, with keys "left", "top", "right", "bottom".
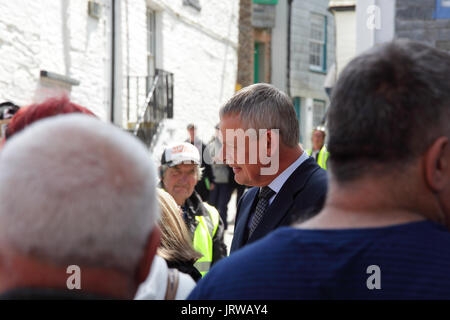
{"left": 202, "top": 202, "right": 219, "bottom": 216}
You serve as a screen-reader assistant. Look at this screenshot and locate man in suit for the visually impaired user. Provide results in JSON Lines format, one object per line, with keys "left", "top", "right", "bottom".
{"left": 189, "top": 40, "right": 450, "bottom": 300}
{"left": 218, "top": 83, "right": 328, "bottom": 253}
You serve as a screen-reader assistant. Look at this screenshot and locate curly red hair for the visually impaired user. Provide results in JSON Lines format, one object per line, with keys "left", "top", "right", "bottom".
{"left": 5, "top": 96, "right": 96, "bottom": 140}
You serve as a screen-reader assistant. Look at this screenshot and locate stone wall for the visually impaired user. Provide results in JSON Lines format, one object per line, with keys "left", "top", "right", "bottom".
{"left": 396, "top": 0, "right": 450, "bottom": 52}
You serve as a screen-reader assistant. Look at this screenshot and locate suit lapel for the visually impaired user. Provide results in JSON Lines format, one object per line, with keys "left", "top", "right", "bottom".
{"left": 231, "top": 187, "right": 258, "bottom": 251}
{"left": 248, "top": 158, "right": 319, "bottom": 243}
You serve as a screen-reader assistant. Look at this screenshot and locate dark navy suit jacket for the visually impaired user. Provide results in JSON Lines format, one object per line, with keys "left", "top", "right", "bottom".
{"left": 230, "top": 157, "right": 328, "bottom": 253}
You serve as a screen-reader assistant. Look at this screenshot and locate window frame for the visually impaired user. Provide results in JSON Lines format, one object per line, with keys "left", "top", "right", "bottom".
{"left": 308, "top": 13, "right": 328, "bottom": 74}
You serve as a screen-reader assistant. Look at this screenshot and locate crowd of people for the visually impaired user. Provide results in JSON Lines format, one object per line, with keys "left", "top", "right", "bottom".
{"left": 0, "top": 39, "right": 449, "bottom": 300}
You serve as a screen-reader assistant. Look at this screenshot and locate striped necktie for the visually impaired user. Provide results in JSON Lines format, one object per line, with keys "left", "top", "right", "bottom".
{"left": 249, "top": 186, "right": 275, "bottom": 238}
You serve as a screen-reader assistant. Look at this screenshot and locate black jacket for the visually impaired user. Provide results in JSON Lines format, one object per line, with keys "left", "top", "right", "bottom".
{"left": 230, "top": 157, "right": 328, "bottom": 253}
{"left": 186, "top": 138, "right": 215, "bottom": 201}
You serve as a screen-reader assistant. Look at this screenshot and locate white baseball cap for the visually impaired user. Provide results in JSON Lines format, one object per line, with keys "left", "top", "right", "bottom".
{"left": 161, "top": 142, "right": 200, "bottom": 167}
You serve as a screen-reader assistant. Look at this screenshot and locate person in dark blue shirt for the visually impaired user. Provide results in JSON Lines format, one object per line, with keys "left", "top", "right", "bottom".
{"left": 188, "top": 221, "right": 450, "bottom": 299}
{"left": 188, "top": 40, "right": 450, "bottom": 300}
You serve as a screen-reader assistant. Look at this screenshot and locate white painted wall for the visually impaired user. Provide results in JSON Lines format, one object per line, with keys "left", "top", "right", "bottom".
{"left": 334, "top": 10, "right": 357, "bottom": 76}
{"left": 301, "top": 97, "right": 314, "bottom": 151}
{"left": 0, "top": 0, "right": 112, "bottom": 120}
{"left": 140, "top": 0, "right": 240, "bottom": 163}
{"left": 333, "top": 0, "right": 395, "bottom": 77}
{"left": 356, "top": 0, "right": 396, "bottom": 55}
{"left": 271, "top": 0, "right": 288, "bottom": 93}
{"left": 0, "top": 0, "right": 239, "bottom": 155}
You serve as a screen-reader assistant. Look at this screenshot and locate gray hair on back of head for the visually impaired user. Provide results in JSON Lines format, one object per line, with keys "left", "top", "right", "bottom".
{"left": 0, "top": 114, "right": 160, "bottom": 274}
{"left": 219, "top": 83, "right": 300, "bottom": 147}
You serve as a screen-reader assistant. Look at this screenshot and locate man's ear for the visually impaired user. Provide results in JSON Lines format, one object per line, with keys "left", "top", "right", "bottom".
{"left": 265, "top": 129, "right": 280, "bottom": 157}
{"left": 135, "top": 226, "right": 161, "bottom": 286}
{"left": 423, "top": 136, "right": 449, "bottom": 193}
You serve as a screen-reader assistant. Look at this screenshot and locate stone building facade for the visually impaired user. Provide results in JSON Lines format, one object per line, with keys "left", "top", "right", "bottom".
{"left": 396, "top": 0, "right": 450, "bottom": 52}
{"left": 330, "top": 0, "right": 450, "bottom": 77}
{"left": 273, "top": 0, "right": 336, "bottom": 149}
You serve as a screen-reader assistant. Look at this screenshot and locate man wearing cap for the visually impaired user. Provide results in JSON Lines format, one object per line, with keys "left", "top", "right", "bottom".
{"left": 160, "top": 142, "right": 227, "bottom": 277}
{"left": 306, "top": 127, "right": 329, "bottom": 170}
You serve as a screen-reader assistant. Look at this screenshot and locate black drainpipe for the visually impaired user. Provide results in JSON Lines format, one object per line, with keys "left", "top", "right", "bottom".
{"left": 287, "top": 0, "right": 293, "bottom": 97}
{"left": 110, "top": 0, "right": 116, "bottom": 123}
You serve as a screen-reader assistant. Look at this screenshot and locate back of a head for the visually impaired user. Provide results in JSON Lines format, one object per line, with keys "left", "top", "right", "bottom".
{"left": 327, "top": 40, "right": 450, "bottom": 182}
{"left": 220, "top": 83, "right": 299, "bottom": 148}
{"left": 0, "top": 114, "right": 159, "bottom": 274}
{"left": 5, "top": 96, "right": 96, "bottom": 140}
{"left": 156, "top": 188, "right": 202, "bottom": 264}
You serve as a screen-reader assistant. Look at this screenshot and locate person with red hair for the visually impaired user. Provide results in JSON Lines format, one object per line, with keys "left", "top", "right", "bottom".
{"left": 4, "top": 96, "right": 95, "bottom": 141}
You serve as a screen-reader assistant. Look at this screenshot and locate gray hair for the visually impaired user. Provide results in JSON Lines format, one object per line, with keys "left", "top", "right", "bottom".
{"left": 0, "top": 115, "right": 159, "bottom": 274}
{"left": 219, "top": 83, "right": 300, "bottom": 147}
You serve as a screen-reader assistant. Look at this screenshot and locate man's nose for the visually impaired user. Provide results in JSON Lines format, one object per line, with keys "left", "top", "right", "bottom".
{"left": 178, "top": 173, "right": 191, "bottom": 183}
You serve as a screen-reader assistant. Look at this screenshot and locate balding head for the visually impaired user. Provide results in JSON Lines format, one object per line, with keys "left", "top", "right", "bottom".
{"left": 0, "top": 114, "right": 159, "bottom": 275}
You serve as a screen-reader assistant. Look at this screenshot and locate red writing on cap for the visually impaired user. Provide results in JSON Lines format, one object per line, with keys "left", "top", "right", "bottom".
{"left": 171, "top": 145, "right": 185, "bottom": 154}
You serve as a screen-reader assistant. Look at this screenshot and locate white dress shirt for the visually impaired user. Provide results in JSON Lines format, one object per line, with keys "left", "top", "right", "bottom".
{"left": 247, "top": 151, "right": 309, "bottom": 231}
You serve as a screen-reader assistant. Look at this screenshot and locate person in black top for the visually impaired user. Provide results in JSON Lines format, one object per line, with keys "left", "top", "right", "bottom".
{"left": 186, "top": 123, "right": 215, "bottom": 202}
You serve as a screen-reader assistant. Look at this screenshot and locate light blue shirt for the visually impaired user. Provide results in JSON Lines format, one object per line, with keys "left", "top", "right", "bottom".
{"left": 247, "top": 151, "right": 309, "bottom": 231}
{"left": 266, "top": 151, "right": 309, "bottom": 205}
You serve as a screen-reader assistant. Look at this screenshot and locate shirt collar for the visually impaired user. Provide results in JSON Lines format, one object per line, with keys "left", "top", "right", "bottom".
{"left": 267, "top": 151, "right": 309, "bottom": 194}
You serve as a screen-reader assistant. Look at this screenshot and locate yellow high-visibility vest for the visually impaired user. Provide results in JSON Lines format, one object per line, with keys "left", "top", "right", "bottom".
{"left": 306, "top": 146, "right": 329, "bottom": 170}
{"left": 193, "top": 203, "right": 220, "bottom": 277}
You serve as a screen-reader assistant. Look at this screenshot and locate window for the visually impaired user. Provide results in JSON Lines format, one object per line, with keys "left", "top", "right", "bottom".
{"left": 313, "top": 100, "right": 326, "bottom": 128}
{"left": 309, "top": 13, "right": 327, "bottom": 72}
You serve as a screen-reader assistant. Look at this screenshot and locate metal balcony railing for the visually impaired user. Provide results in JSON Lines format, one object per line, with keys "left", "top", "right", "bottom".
{"left": 126, "top": 69, "right": 174, "bottom": 147}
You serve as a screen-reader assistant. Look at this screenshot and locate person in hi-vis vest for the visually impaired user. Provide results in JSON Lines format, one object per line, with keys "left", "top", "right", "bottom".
{"left": 306, "top": 126, "right": 329, "bottom": 170}
{"left": 159, "top": 142, "right": 227, "bottom": 277}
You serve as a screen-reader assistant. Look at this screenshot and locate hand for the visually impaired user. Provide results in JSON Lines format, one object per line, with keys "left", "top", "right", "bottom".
{"left": 210, "top": 183, "right": 215, "bottom": 190}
